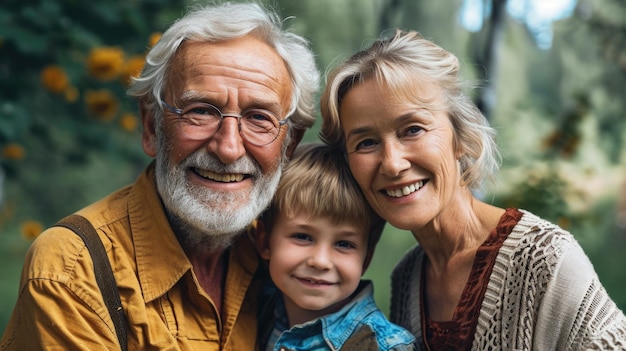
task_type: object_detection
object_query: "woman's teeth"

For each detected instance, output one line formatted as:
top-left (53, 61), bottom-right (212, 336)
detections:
top-left (385, 180), bottom-right (424, 198)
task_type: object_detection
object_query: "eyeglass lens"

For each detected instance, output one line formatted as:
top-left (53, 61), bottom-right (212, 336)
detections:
top-left (171, 102), bottom-right (284, 146)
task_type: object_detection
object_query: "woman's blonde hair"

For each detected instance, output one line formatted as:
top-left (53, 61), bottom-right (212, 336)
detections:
top-left (320, 30), bottom-right (500, 190)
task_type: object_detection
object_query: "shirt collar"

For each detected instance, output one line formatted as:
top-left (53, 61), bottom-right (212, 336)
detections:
top-left (320, 281), bottom-right (377, 348)
top-left (128, 163), bottom-right (191, 302)
top-left (278, 280), bottom-right (377, 349)
top-left (127, 163), bottom-right (260, 303)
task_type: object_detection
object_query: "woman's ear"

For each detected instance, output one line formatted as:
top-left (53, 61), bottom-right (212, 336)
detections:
top-left (255, 219), bottom-right (271, 260)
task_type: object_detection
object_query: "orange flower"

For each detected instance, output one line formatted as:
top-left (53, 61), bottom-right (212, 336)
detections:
top-left (148, 32), bottom-right (162, 47)
top-left (119, 112), bottom-right (139, 132)
top-left (41, 65), bottom-right (69, 93)
top-left (121, 55), bottom-right (145, 87)
top-left (85, 89), bottom-right (119, 121)
top-left (64, 85), bottom-right (79, 103)
top-left (21, 220), bottom-right (44, 240)
top-left (2, 143), bottom-right (25, 160)
top-left (86, 46), bottom-right (125, 81)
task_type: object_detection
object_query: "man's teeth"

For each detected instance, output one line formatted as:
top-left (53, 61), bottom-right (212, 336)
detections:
top-left (385, 180), bottom-right (424, 198)
top-left (195, 169), bottom-right (243, 182)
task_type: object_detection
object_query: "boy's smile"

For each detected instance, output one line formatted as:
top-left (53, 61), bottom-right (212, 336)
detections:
top-left (260, 211), bottom-right (369, 326)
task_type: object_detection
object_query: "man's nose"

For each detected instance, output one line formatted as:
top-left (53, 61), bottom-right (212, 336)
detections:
top-left (206, 116), bottom-right (246, 164)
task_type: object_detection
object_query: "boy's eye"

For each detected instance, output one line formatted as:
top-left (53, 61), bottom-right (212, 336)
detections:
top-left (335, 240), bottom-right (355, 249)
top-left (291, 233), bottom-right (312, 242)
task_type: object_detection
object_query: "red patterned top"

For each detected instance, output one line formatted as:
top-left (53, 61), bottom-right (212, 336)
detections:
top-left (422, 208), bottom-right (524, 350)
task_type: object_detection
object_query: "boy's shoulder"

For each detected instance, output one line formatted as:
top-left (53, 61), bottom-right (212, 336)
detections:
top-left (351, 306), bottom-right (416, 350)
top-left (333, 280), bottom-right (416, 349)
top-left (342, 324), bottom-right (416, 351)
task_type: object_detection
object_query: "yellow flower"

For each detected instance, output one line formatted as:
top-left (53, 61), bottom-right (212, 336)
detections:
top-left (2, 143), bottom-right (25, 160)
top-left (21, 220), bottom-right (44, 240)
top-left (41, 65), bottom-right (69, 93)
top-left (148, 32), bottom-right (162, 47)
top-left (121, 55), bottom-right (145, 87)
top-left (86, 46), bottom-right (125, 81)
top-left (85, 89), bottom-right (119, 121)
top-left (119, 112), bottom-right (139, 132)
top-left (64, 85), bottom-right (79, 103)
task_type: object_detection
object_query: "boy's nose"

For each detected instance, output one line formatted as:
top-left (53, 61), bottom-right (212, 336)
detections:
top-left (306, 246), bottom-right (333, 270)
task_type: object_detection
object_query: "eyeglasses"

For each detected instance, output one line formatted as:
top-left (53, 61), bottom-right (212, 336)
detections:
top-left (161, 100), bottom-right (289, 146)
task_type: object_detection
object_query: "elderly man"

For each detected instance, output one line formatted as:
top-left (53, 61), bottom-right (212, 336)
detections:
top-left (1, 3), bottom-right (319, 350)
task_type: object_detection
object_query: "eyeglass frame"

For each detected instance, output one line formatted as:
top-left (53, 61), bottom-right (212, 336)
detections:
top-left (160, 100), bottom-right (291, 146)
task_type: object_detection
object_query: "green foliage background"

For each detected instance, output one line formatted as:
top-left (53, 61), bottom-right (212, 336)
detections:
top-left (1, 0), bottom-right (625, 332)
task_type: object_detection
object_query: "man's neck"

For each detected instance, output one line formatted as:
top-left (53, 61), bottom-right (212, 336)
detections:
top-left (188, 248), bottom-right (229, 313)
top-left (165, 210), bottom-right (238, 314)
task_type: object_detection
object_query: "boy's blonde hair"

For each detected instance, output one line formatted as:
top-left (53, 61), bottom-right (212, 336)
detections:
top-left (262, 142), bottom-right (385, 263)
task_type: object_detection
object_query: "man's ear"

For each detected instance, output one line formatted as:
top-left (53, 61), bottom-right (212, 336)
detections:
top-left (255, 219), bottom-right (271, 260)
top-left (285, 128), bottom-right (305, 158)
top-left (140, 101), bottom-right (157, 158)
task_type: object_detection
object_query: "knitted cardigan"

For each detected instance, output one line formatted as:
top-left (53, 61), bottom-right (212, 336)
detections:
top-left (390, 210), bottom-right (626, 350)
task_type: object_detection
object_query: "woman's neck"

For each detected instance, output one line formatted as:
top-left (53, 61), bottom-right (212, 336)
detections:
top-left (412, 198), bottom-right (504, 273)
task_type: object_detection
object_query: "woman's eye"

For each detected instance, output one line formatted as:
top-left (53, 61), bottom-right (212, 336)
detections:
top-left (404, 125), bottom-right (423, 136)
top-left (354, 138), bottom-right (378, 151)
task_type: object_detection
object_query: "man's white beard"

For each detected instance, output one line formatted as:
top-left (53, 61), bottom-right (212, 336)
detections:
top-left (155, 136), bottom-right (284, 253)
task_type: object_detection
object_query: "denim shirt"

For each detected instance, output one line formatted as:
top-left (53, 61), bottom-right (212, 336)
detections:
top-left (265, 280), bottom-right (415, 351)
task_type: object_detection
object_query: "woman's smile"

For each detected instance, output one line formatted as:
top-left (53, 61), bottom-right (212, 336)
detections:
top-left (383, 179), bottom-right (426, 198)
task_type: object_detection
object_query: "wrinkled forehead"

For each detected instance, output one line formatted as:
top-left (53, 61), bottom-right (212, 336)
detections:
top-left (166, 36), bottom-right (293, 108)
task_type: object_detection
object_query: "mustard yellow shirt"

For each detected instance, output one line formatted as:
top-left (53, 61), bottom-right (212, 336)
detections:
top-left (1, 163), bottom-right (261, 350)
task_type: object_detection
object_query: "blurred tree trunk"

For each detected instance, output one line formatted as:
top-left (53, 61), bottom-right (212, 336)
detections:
top-left (379, 0), bottom-right (403, 32)
top-left (379, 0), bottom-right (507, 122)
top-left (472, 0), bottom-right (508, 121)
top-left (0, 168), bottom-right (4, 208)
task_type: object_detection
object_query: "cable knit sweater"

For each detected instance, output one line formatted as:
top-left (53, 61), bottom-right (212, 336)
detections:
top-left (390, 209), bottom-right (626, 350)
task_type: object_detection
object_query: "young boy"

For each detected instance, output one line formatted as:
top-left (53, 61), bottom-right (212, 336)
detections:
top-left (255, 142), bottom-right (416, 351)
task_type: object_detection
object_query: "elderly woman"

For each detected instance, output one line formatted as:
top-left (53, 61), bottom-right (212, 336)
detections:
top-left (320, 29), bottom-right (626, 350)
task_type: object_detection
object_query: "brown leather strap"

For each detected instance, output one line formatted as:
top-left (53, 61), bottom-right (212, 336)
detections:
top-left (54, 214), bottom-right (128, 351)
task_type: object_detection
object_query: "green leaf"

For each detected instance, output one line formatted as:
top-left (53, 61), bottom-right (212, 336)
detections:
top-left (0, 103), bottom-right (31, 140)
top-left (4, 27), bottom-right (48, 54)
